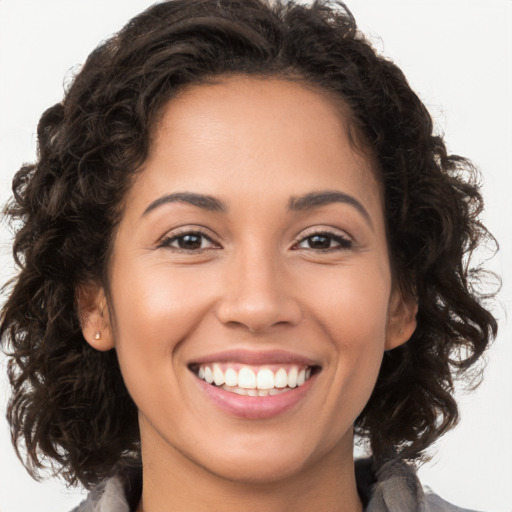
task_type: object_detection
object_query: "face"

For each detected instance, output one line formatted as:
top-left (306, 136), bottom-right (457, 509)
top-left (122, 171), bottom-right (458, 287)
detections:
top-left (82, 77), bottom-right (415, 485)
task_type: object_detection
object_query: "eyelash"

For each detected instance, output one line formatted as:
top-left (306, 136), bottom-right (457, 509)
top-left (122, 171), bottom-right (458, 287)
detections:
top-left (157, 230), bottom-right (219, 252)
top-left (292, 230), bottom-right (353, 252)
top-left (158, 229), bottom-right (353, 253)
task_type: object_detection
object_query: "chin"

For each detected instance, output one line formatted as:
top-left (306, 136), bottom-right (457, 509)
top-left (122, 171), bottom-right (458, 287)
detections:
top-left (181, 425), bottom-right (348, 486)
top-left (200, 451), bottom-right (314, 486)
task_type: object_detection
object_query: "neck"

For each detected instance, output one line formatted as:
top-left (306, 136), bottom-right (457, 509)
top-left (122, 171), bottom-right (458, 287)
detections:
top-left (136, 432), bottom-right (362, 512)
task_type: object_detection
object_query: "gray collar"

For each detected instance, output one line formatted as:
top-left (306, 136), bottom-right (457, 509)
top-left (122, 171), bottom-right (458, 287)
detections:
top-left (72, 457), bottom-right (478, 512)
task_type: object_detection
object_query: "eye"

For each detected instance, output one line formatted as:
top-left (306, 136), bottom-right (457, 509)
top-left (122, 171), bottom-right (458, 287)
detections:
top-left (158, 231), bottom-right (219, 251)
top-left (293, 231), bottom-right (353, 251)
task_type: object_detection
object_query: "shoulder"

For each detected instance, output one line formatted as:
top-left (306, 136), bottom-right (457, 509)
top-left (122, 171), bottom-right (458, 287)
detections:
top-left (356, 457), bottom-right (483, 512)
top-left (424, 490), bottom-right (484, 512)
top-left (70, 468), bottom-right (141, 512)
top-left (72, 458), bottom-right (482, 512)
top-left (71, 476), bottom-right (128, 512)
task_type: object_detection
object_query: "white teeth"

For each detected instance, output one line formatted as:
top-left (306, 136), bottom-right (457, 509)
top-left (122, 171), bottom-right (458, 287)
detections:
top-left (274, 368), bottom-right (288, 388)
top-left (212, 363), bottom-right (225, 386)
top-left (231, 386), bottom-right (245, 396)
top-left (224, 367), bottom-right (238, 387)
top-left (220, 385), bottom-right (292, 397)
top-left (238, 367), bottom-right (257, 389)
top-left (288, 367), bottom-right (298, 388)
top-left (297, 368), bottom-right (306, 387)
top-left (196, 363), bottom-right (315, 394)
top-left (256, 368), bottom-right (274, 390)
top-left (204, 366), bottom-right (214, 384)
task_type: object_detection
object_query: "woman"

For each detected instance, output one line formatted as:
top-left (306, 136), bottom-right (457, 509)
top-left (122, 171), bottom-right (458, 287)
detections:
top-left (0, 1), bottom-right (500, 511)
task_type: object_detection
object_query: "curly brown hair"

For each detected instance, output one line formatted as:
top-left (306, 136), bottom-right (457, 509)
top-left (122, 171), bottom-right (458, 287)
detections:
top-left (1, 0), bottom-right (498, 488)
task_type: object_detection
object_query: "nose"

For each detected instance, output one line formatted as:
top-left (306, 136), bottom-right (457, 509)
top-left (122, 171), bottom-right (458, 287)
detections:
top-left (215, 246), bottom-right (303, 334)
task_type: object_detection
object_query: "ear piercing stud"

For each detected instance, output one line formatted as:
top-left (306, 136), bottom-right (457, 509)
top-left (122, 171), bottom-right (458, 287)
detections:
top-left (94, 331), bottom-right (101, 340)
top-left (399, 328), bottom-right (404, 336)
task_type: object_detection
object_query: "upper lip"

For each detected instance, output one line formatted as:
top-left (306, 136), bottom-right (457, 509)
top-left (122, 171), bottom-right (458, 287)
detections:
top-left (188, 349), bottom-right (321, 367)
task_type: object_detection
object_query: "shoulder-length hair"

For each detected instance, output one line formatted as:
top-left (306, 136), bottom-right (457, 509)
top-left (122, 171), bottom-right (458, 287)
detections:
top-left (1, 0), bottom-right (497, 487)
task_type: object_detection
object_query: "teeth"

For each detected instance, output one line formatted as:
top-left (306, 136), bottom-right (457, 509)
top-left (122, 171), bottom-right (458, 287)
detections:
top-left (213, 364), bottom-right (225, 386)
top-left (288, 367), bottom-right (298, 388)
top-left (226, 386), bottom-right (246, 396)
top-left (256, 368), bottom-right (274, 390)
top-left (274, 368), bottom-right (287, 388)
top-left (238, 367), bottom-right (256, 389)
top-left (204, 366), bottom-right (214, 384)
top-left (195, 363), bottom-right (315, 393)
top-left (224, 367), bottom-right (238, 387)
top-left (220, 385), bottom-right (293, 397)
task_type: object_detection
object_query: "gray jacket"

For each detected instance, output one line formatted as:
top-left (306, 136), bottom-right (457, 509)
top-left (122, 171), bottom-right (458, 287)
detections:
top-left (72, 457), bottom-right (479, 512)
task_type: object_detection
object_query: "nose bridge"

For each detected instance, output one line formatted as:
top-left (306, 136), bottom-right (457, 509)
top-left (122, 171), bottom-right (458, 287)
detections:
top-left (215, 239), bottom-right (301, 332)
top-left (238, 242), bottom-right (279, 300)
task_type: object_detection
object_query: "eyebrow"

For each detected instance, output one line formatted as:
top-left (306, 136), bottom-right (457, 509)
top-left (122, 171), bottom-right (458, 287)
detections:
top-left (142, 189), bottom-right (372, 227)
top-left (288, 190), bottom-right (373, 227)
top-left (143, 192), bottom-right (226, 216)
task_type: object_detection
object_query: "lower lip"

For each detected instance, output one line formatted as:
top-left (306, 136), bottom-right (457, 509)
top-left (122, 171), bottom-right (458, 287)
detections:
top-left (195, 374), bottom-right (317, 420)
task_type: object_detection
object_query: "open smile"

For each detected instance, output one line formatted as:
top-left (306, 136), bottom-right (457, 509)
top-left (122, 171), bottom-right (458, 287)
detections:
top-left (188, 353), bottom-right (322, 419)
top-left (190, 362), bottom-right (318, 396)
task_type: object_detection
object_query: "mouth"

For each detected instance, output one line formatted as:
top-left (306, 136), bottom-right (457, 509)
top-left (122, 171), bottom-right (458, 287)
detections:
top-left (188, 362), bottom-right (321, 397)
top-left (188, 350), bottom-right (322, 419)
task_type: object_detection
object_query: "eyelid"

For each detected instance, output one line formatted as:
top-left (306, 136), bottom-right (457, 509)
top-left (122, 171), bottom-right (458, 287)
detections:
top-left (291, 226), bottom-right (354, 250)
top-left (294, 225), bottom-right (353, 241)
top-left (156, 225), bottom-right (221, 250)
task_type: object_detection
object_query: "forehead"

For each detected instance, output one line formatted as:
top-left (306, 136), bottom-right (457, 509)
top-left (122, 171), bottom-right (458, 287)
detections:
top-left (154, 77), bottom-right (357, 147)
top-left (156, 76), bottom-right (350, 133)
top-left (130, 76), bottom-right (382, 219)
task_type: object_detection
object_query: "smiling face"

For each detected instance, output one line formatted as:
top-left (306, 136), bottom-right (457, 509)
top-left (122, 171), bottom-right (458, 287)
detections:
top-left (81, 77), bottom-right (416, 493)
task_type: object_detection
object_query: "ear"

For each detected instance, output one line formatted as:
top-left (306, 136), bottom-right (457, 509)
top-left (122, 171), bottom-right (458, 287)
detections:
top-left (76, 282), bottom-right (114, 351)
top-left (385, 286), bottom-right (418, 350)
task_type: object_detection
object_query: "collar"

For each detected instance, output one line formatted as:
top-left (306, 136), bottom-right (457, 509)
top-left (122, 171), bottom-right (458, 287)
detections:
top-left (72, 457), bottom-right (473, 512)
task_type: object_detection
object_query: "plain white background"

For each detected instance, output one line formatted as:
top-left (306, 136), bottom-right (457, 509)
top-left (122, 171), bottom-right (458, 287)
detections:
top-left (0, 1), bottom-right (511, 511)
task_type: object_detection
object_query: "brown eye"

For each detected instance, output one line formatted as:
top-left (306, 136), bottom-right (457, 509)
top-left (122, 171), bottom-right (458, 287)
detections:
top-left (295, 232), bottom-right (353, 251)
top-left (159, 232), bottom-right (218, 251)
top-left (306, 234), bottom-right (332, 249)
top-left (176, 234), bottom-right (204, 250)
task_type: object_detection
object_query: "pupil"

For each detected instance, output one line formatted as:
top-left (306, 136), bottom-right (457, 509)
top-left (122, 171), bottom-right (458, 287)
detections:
top-left (309, 235), bottom-right (330, 249)
top-left (179, 234), bottom-right (201, 249)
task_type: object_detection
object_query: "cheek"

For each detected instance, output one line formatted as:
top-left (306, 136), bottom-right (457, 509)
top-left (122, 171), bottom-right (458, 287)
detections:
top-left (303, 261), bottom-right (391, 345)
top-left (111, 260), bottom-right (214, 343)
top-left (301, 264), bottom-right (390, 415)
top-left (108, 261), bottom-right (216, 403)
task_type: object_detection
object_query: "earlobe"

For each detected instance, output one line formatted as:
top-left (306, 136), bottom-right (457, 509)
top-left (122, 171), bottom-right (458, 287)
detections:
top-left (385, 288), bottom-right (418, 351)
top-left (76, 282), bottom-right (114, 351)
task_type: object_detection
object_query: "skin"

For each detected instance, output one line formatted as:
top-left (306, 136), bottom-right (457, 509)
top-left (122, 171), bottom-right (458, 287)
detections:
top-left (80, 76), bottom-right (417, 512)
